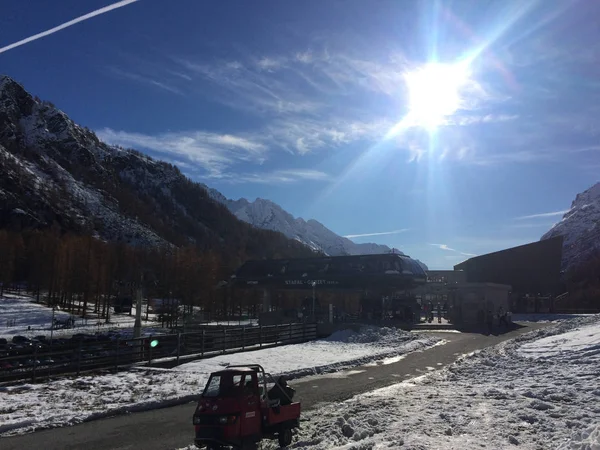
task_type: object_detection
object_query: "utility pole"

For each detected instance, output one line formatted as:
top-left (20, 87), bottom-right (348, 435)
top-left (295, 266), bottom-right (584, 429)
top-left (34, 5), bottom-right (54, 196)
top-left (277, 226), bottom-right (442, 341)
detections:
top-left (311, 281), bottom-right (316, 320)
top-left (133, 274), bottom-right (143, 340)
top-left (50, 304), bottom-right (59, 347)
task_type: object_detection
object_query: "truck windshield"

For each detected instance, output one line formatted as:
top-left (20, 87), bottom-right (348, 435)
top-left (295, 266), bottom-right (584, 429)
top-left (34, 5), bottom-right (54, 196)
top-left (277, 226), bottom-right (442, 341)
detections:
top-left (203, 374), bottom-right (244, 397)
top-left (203, 375), bottom-right (222, 397)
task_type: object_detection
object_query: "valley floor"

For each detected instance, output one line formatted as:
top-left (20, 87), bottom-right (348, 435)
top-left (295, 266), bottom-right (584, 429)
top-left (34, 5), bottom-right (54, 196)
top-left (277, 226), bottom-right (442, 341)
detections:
top-left (0, 325), bottom-right (440, 436)
top-left (246, 315), bottom-right (600, 449)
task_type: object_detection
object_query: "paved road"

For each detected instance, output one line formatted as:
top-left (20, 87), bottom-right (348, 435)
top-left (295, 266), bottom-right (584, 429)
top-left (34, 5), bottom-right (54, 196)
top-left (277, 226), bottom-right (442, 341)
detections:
top-left (1, 323), bottom-right (548, 450)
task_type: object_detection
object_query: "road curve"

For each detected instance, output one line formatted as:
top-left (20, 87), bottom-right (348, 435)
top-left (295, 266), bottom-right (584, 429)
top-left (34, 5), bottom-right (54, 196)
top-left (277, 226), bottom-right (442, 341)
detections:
top-left (0, 323), bottom-right (548, 450)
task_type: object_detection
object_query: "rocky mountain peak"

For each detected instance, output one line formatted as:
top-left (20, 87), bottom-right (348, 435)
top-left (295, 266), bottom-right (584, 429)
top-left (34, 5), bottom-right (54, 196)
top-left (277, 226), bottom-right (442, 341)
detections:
top-left (541, 181), bottom-right (600, 269)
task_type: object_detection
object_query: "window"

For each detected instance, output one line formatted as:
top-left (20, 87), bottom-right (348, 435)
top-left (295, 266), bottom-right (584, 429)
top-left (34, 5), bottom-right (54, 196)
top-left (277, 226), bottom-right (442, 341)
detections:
top-left (400, 257), bottom-right (426, 276)
top-left (203, 375), bottom-right (221, 397)
top-left (203, 373), bottom-right (245, 398)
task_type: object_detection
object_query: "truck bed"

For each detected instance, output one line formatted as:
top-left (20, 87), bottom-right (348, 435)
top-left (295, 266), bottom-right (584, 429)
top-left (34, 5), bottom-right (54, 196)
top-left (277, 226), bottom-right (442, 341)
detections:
top-left (265, 401), bottom-right (301, 426)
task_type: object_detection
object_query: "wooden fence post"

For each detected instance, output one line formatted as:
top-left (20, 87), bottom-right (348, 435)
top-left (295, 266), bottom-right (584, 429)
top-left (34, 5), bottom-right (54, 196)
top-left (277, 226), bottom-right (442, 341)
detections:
top-left (148, 335), bottom-right (153, 366)
top-left (32, 344), bottom-right (38, 382)
top-left (115, 337), bottom-right (120, 371)
top-left (76, 339), bottom-right (82, 376)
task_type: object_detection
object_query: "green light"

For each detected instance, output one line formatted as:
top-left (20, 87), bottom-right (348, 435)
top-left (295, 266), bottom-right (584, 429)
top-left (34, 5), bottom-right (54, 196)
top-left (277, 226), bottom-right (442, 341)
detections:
top-left (150, 339), bottom-right (159, 348)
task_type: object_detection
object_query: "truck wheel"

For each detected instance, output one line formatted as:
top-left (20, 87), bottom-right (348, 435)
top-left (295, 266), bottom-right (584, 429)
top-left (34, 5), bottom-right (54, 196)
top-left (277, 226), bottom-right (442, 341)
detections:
top-left (278, 427), bottom-right (293, 447)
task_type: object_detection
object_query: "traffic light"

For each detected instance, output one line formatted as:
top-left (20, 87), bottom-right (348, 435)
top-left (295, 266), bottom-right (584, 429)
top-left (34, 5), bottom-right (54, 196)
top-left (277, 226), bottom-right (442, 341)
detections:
top-left (150, 339), bottom-right (159, 348)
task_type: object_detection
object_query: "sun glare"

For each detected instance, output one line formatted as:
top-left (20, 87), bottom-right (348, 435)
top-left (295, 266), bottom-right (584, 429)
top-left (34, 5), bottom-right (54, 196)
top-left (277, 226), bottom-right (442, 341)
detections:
top-left (404, 62), bottom-right (470, 129)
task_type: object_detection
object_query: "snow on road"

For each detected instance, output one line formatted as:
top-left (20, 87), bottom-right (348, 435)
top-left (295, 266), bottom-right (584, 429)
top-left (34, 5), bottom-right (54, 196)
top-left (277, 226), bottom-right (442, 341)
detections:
top-left (0, 326), bottom-right (440, 436)
top-left (249, 314), bottom-right (600, 450)
top-left (178, 326), bottom-right (444, 379)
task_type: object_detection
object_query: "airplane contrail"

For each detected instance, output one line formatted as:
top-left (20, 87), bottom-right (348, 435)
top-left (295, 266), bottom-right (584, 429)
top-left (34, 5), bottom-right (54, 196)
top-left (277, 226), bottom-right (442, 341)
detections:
top-left (344, 229), bottom-right (409, 239)
top-left (0, 0), bottom-right (140, 55)
top-left (514, 210), bottom-right (569, 221)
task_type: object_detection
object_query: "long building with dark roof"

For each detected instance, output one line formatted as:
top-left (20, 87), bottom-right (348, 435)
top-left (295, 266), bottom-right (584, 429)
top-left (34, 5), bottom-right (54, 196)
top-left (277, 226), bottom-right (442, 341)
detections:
top-left (453, 235), bottom-right (564, 295)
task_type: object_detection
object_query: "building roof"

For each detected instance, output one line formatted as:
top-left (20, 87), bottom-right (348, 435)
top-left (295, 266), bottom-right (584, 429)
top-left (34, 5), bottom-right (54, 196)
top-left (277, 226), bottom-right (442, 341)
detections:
top-left (452, 236), bottom-right (563, 294)
top-left (232, 253), bottom-right (427, 290)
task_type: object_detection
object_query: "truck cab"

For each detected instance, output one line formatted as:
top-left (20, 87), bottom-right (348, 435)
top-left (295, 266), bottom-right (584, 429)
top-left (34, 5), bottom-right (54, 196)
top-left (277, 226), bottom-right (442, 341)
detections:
top-left (193, 365), bottom-right (300, 449)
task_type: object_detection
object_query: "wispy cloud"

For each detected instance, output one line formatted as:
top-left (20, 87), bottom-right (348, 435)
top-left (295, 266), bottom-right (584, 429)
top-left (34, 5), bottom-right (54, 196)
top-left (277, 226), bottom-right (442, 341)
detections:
top-left (256, 57), bottom-right (285, 71)
top-left (514, 210), bottom-right (569, 220)
top-left (108, 26), bottom-right (599, 169)
top-left (572, 145), bottom-right (600, 153)
top-left (108, 68), bottom-right (183, 95)
top-left (97, 127), bottom-right (331, 183)
top-left (449, 114), bottom-right (519, 126)
top-left (429, 243), bottom-right (456, 252)
top-left (265, 116), bottom-right (392, 155)
top-left (226, 169), bottom-right (329, 184)
top-left (97, 128), bottom-right (267, 178)
top-left (0, 0), bottom-right (138, 55)
top-left (171, 47), bottom-right (415, 117)
top-left (175, 57), bottom-right (322, 115)
top-left (344, 229), bottom-right (410, 239)
top-left (113, 37), bottom-right (548, 167)
top-left (507, 221), bottom-right (559, 229)
top-left (429, 243), bottom-right (476, 257)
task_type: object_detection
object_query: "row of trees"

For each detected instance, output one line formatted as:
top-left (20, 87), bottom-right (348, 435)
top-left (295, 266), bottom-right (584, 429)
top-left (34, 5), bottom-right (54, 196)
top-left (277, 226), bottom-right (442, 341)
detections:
top-left (0, 228), bottom-right (241, 321)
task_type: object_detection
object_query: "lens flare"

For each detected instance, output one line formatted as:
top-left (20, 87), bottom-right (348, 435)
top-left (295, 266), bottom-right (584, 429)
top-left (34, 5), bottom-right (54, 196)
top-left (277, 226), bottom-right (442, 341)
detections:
top-left (404, 62), bottom-right (471, 129)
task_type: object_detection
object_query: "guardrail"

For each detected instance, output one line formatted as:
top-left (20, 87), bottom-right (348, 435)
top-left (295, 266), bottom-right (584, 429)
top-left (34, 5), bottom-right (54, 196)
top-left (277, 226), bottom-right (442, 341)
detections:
top-left (0, 322), bottom-right (317, 383)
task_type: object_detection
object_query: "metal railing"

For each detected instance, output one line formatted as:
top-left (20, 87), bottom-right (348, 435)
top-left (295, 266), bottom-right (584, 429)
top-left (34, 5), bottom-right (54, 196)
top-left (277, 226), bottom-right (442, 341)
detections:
top-left (0, 322), bottom-right (317, 383)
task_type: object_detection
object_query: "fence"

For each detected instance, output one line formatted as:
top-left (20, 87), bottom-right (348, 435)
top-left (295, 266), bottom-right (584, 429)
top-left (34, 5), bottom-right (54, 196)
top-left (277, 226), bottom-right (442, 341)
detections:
top-left (0, 322), bottom-right (317, 383)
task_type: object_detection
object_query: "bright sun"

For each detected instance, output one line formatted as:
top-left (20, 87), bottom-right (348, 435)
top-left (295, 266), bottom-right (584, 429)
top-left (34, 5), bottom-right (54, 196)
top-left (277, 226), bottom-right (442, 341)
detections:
top-left (404, 62), bottom-right (470, 129)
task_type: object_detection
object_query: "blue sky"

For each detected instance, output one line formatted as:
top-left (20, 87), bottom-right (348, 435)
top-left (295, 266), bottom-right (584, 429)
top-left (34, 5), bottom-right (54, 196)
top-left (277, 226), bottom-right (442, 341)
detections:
top-left (1, 0), bottom-right (599, 269)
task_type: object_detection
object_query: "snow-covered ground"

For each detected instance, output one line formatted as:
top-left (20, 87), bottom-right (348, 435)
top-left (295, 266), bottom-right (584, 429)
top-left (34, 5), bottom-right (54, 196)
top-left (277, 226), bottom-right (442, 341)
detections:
top-left (243, 314), bottom-right (599, 450)
top-left (0, 294), bottom-right (162, 339)
top-left (511, 313), bottom-right (594, 323)
top-left (196, 319), bottom-right (259, 327)
top-left (0, 326), bottom-right (440, 436)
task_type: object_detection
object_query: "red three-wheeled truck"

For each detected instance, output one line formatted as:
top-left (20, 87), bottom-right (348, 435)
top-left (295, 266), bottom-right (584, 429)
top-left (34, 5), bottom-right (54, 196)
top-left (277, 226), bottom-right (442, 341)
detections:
top-left (193, 364), bottom-right (301, 449)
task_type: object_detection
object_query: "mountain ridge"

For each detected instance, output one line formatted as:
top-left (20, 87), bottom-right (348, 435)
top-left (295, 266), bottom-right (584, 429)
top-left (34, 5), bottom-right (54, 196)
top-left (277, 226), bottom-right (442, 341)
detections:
top-left (0, 73), bottom-right (427, 270)
top-left (203, 184), bottom-right (428, 269)
top-left (0, 74), bottom-right (318, 264)
top-left (541, 181), bottom-right (600, 269)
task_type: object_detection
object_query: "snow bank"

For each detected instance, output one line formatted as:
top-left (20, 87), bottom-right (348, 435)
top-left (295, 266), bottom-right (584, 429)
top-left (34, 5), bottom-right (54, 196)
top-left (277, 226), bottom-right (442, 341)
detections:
top-left (178, 326), bottom-right (442, 381)
top-left (0, 295), bottom-right (72, 338)
top-left (257, 314), bottom-right (600, 450)
top-left (0, 295), bottom-right (161, 339)
top-left (0, 326), bottom-right (440, 436)
top-left (511, 313), bottom-right (593, 323)
top-left (519, 320), bottom-right (600, 361)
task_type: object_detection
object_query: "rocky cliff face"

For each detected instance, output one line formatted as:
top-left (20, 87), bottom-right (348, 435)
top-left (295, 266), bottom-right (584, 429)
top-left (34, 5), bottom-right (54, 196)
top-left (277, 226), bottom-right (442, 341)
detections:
top-left (0, 75), bottom-right (317, 260)
top-left (204, 185), bottom-right (428, 269)
top-left (541, 182), bottom-right (600, 269)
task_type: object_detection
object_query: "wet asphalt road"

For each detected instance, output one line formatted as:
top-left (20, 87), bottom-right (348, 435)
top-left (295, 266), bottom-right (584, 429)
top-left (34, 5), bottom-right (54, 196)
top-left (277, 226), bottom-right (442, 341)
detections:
top-left (0, 323), bottom-right (548, 450)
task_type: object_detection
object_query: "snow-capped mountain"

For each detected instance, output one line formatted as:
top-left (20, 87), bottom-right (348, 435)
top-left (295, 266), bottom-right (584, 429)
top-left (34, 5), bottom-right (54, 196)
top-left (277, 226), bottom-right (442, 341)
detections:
top-left (0, 73), bottom-right (426, 268)
top-left (541, 181), bottom-right (600, 269)
top-left (0, 74), bottom-right (316, 261)
top-left (204, 185), bottom-right (429, 269)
